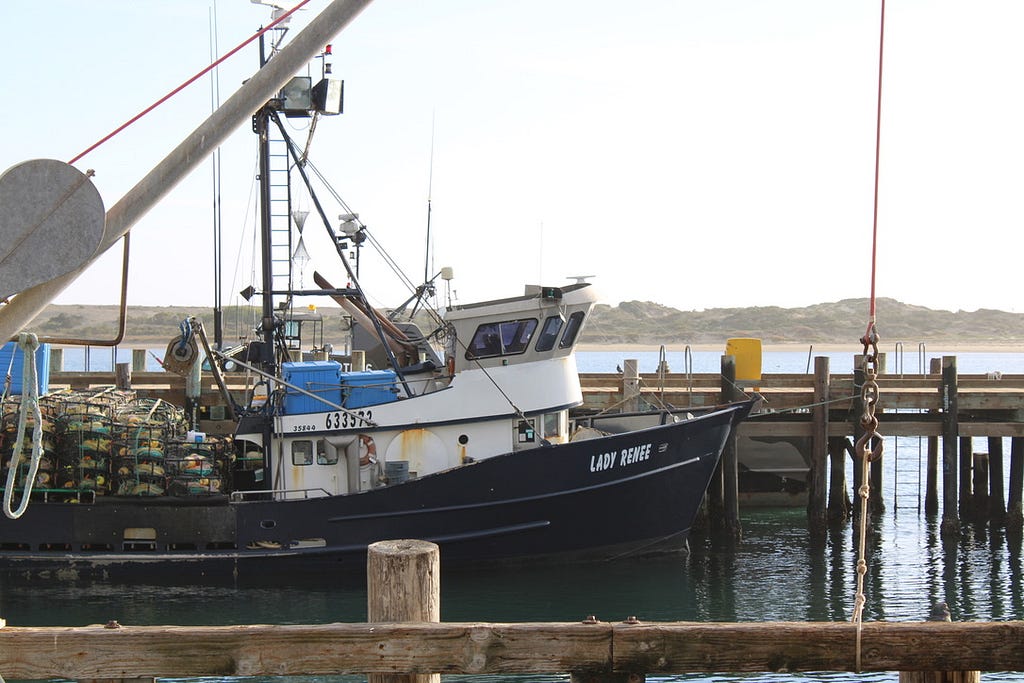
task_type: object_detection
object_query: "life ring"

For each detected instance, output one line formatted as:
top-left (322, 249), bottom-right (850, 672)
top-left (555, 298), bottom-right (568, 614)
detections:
top-left (358, 434), bottom-right (376, 466)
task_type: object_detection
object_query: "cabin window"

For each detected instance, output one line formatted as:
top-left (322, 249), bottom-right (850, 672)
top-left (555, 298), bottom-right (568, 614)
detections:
top-left (535, 316), bottom-right (563, 352)
top-left (543, 412), bottom-right (561, 438)
top-left (291, 440), bottom-right (314, 466)
top-left (516, 419), bottom-right (536, 444)
top-left (558, 311), bottom-right (586, 349)
top-left (283, 320), bottom-right (301, 349)
top-left (466, 319), bottom-right (539, 359)
top-left (317, 440), bottom-right (339, 465)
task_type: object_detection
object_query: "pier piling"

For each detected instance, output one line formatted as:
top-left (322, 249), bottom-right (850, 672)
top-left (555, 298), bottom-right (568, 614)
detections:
top-left (959, 436), bottom-right (973, 521)
top-left (988, 436), bottom-right (1006, 525)
top-left (719, 354), bottom-right (741, 540)
top-left (808, 356), bottom-right (829, 534)
top-left (941, 356), bottom-right (960, 537)
top-left (622, 359), bottom-right (640, 413)
top-left (971, 453), bottom-right (989, 523)
top-left (926, 358), bottom-right (942, 515)
top-left (1009, 437), bottom-right (1024, 533)
top-left (367, 539), bottom-right (441, 683)
top-left (827, 437), bottom-right (851, 523)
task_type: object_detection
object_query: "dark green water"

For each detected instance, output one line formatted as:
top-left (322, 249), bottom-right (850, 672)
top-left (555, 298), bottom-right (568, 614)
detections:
top-left (1, 504), bottom-right (1021, 683)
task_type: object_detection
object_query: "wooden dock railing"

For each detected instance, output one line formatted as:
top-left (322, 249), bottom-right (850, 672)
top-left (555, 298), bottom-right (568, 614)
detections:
top-left (0, 541), bottom-right (1017, 682)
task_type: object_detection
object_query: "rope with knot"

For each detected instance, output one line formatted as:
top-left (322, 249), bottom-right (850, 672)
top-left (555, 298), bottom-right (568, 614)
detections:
top-left (2, 333), bottom-right (45, 520)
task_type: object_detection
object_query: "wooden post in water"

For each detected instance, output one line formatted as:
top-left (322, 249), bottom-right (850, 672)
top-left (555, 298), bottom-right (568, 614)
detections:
top-left (971, 453), bottom-right (989, 523)
top-left (132, 348), bottom-right (147, 372)
top-left (807, 356), bottom-right (829, 534)
top-left (1009, 436), bottom-right (1024, 533)
top-left (622, 359), bottom-right (640, 413)
top-left (925, 357), bottom-right (942, 515)
top-left (940, 356), bottom-right (960, 537)
top-left (959, 436), bottom-right (973, 521)
top-left (719, 355), bottom-right (740, 539)
top-left (367, 539), bottom-right (441, 683)
top-left (827, 437), bottom-right (850, 523)
top-left (704, 360), bottom-right (728, 531)
top-left (988, 436), bottom-right (1006, 525)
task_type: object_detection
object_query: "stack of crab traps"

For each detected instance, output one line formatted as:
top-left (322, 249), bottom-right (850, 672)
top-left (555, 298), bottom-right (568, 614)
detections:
top-left (1, 389), bottom-right (232, 502)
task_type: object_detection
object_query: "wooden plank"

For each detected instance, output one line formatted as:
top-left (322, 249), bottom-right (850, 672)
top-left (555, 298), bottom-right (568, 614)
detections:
top-left (612, 621), bottom-right (1024, 673)
top-left (0, 623), bottom-right (612, 678)
top-left (1, 621), bottom-right (1023, 677)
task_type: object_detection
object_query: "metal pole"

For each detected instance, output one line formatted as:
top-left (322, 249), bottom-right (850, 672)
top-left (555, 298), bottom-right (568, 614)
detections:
top-left (0, 0), bottom-right (373, 342)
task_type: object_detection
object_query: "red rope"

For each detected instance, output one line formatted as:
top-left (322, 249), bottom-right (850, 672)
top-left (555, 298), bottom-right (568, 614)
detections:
top-left (68, 0), bottom-right (315, 166)
top-left (864, 0), bottom-right (886, 344)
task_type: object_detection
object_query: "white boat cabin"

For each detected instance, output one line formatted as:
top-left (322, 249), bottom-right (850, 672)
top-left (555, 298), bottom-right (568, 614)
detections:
top-left (236, 283), bottom-right (598, 500)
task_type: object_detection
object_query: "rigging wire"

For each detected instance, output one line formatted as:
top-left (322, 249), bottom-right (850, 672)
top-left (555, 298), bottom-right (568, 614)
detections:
top-left (68, 0), bottom-right (314, 165)
top-left (300, 158), bottom-right (425, 298)
top-left (852, 0), bottom-right (887, 673)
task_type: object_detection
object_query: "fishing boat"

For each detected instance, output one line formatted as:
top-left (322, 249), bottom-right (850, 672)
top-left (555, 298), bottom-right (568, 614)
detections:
top-left (0, 1), bottom-right (751, 580)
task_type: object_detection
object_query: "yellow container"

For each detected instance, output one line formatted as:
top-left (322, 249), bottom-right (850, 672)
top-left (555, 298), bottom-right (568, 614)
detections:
top-left (726, 338), bottom-right (762, 381)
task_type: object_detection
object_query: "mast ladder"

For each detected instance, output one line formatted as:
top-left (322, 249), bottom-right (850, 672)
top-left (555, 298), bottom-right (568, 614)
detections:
top-left (267, 132), bottom-right (294, 312)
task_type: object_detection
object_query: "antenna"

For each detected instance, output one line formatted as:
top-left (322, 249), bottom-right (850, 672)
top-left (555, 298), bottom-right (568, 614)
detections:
top-left (424, 112), bottom-right (436, 287)
top-left (250, 0), bottom-right (301, 24)
top-left (210, 1), bottom-right (224, 348)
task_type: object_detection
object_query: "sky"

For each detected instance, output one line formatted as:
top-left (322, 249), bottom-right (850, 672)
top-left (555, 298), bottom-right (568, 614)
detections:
top-left (2, 0), bottom-right (1022, 320)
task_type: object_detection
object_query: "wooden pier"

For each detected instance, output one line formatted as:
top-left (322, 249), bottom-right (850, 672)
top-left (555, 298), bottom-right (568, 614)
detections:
top-left (578, 354), bottom-right (1024, 535)
top-left (0, 540), bottom-right (1016, 681)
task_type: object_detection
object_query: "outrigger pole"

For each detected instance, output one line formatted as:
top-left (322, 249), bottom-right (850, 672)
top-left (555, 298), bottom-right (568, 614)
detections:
top-left (0, 0), bottom-right (374, 343)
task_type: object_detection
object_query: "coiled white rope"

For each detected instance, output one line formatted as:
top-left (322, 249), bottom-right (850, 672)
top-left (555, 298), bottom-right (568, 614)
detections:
top-left (3, 333), bottom-right (44, 519)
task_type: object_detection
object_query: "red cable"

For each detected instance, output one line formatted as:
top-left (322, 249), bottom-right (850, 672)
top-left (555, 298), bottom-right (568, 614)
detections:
top-left (865, 0), bottom-right (885, 341)
top-left (68, 0), bottom-right (314, 166)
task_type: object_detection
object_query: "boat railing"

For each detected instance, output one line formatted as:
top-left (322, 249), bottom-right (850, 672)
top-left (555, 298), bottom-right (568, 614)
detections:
top-left (230, 487), bottom-right (331, 502)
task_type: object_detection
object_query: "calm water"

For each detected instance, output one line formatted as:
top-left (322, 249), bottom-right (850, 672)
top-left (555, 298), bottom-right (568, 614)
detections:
top-left (4, 347), bottom-right (1021, 681)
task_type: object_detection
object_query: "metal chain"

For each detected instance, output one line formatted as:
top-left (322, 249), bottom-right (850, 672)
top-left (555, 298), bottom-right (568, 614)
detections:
top-left (852, 320), bottom-right (883, 671)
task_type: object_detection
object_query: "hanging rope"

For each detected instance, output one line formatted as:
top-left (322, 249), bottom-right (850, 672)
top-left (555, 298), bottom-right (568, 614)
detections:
top-left (851, 0), bottom-right (887, 672)
top-left (2, 334), bottom-right (45, 520)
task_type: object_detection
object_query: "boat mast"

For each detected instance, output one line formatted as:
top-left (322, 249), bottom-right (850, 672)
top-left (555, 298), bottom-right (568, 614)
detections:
top-left (256, 33), bottom-right (278, 376)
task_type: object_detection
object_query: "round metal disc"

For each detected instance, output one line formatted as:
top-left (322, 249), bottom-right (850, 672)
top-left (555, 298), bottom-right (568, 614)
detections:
top-left (0, 159), bottom-right (105, 299)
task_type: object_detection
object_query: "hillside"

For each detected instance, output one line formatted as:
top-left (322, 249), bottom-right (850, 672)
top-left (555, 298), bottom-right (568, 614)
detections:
top-left (22, 298), bottom-right (1024, 348)
top-left (583, 298), bottom-right (1024, 346)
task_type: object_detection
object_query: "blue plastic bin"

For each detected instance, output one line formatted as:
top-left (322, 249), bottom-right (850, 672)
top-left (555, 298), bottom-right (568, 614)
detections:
top-left (341, 369), bottom-right (399, 408)
top-left (0, 341), bottom-right (51, 395)
top-left (282, 360), bottom-right (342, 414)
